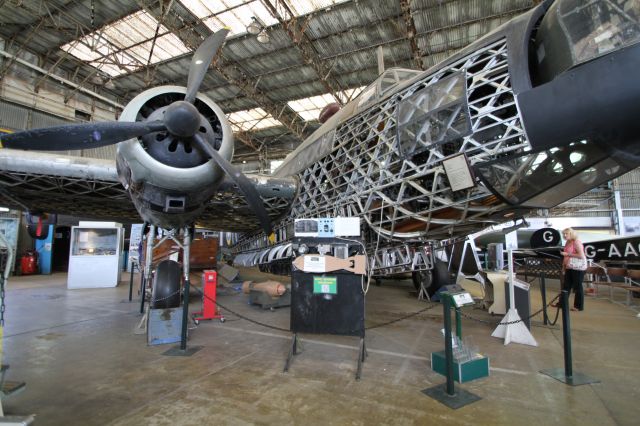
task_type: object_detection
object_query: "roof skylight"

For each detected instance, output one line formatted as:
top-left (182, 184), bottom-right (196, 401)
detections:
top-left (288, 93), bottom-right (338, 121)
top-left (180, 0), bottom-right (277, 36)
top-left (288, 87), bottom-right (365, 121)
top-left (286, 0), bottom-right (351, 16)
top-left (227, 108), bottom-right (283, 132)
top-left (61, 11), bottom-right (190, 77)
top-left (179, 0), bottom-right (350, 36)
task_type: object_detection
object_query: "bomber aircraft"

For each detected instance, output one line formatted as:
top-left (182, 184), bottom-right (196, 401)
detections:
top-left (0, 0), bottom-right (639, 330)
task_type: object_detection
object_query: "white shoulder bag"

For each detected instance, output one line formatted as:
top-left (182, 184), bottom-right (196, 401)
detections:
top-left (567, 241), bottom-right (587, 271)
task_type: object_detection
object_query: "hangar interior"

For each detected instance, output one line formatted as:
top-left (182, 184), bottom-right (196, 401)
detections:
top-left (0, 0), bottom-right (639, 424)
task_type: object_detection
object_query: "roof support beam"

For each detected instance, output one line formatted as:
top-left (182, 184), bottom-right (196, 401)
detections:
top-left (204, 8), bottom-right (529, 104)
top-left (399, 0), bottom-right (423, 70)
top-left (0, 1), bottom-right (131, 103)
top-left (0, 19), bottom-right (45, 79)
top-left (260, 0), bottom-right (346, 104)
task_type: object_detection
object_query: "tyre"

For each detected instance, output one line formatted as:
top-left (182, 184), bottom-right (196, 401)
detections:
top-left (412, 261), bottom-right (450, 298)
top-left (151, 259), bottom-right (182, 309)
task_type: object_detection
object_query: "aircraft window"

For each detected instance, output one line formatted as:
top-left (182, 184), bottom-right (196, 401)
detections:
top-left (357, 85), bottom-right (377, 107)
top-left (532, 0), bottom-right (640, 85)
top-left (581, 167), bottom-right (598, 185)
top-left (561, 0), bottom-right (640, 64)
top-left (525, 152), bottom-right (548, 175)
top-left (396, 72), bottom-right (471, 157)
top-left (569, 151), bottom-right (585, 165)
top-left (357, 68), bottom-right (423, 108)
top-left (476, 140), bottom-right (618, 208)
top-left (552, 161), bottom-right (564, 174)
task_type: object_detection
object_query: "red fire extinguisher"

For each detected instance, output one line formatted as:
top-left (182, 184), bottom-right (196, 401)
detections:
top-left (20, 250), bottom-right (39, 275)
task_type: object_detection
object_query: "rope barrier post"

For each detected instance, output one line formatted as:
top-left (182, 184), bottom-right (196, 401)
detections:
top-left (443, 295), bottom-right (455, 396)
top-left (138, 273), bottom-right (146, 314)
top-left (422, 293), bottom-right (481, 409)
top-left (540, 290), bottom-right (599, 386)
top-left (560, 290), bottom-right (572, 377)
top-left (539, 272), bottom-right (548, 325)
top-left (128, 261), bottom-right (135, 302)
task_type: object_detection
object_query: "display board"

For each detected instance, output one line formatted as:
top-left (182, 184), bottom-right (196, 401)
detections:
top-left (290, 270), bottom-right (365, 336)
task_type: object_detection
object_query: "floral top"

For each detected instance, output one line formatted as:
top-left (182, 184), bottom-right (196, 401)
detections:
top-left (563, 239), bottom-right (585, 269)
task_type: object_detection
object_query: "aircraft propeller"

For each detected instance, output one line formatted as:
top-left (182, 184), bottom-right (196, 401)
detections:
top-left (0, 28), bottom-right (275, 238)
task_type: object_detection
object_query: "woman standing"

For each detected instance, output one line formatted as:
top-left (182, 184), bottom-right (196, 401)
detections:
top-left (560, 227), bottom-right (587, 311)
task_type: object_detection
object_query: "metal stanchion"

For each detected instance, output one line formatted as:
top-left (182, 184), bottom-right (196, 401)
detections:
top-left (443, 295), bottom-right (455, 396)
top-left (539, 272), bottom-right (548, 325)
top-left (540, 290), bottom-right (598, 386)
top-left (138, 273), bottom-right (146, 314)
top-left (128, 261), bottom-right (136, 302)
top-left (422, 294), bottom-right (480, 409)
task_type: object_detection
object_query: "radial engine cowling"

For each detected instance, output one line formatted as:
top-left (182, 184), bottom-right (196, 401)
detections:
top-left (116, 86), bottom-right (233, 229)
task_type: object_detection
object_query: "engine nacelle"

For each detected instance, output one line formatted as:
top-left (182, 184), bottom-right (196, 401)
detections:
top-left (116, 86), bottom-right (233, 229)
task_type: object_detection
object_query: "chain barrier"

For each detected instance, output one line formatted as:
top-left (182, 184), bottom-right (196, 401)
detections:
top-left (193, 287), bottom-right (441, 333)
top-left (193, 287), bottom-right (290, 332)
top-left (188, 285), bottom-right (562, 332)
top-left (546, 299), bottom-right (562, 326)
top-left (458, 293), bottom-right (561, 326)
top-left (365, 302), bottom-right (440, 330)
top-left (149, 288), bottom-right (181, 304)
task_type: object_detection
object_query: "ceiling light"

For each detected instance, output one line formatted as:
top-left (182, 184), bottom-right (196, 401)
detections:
top-left (256, 29), bottom-right (270, 44)
top-left (247, 17), bottom-right (262, 35)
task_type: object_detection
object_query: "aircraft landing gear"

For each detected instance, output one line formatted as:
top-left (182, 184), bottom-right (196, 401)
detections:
top-left (412, 261), bottom-right (450, 299)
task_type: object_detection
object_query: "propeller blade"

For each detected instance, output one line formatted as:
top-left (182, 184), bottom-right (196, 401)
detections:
top-left (0, 120), bottom-right (166, 151)
top-left (184, 28), bottom-right (230, 104)
top-left (192, 134), bottom-right (274, 239)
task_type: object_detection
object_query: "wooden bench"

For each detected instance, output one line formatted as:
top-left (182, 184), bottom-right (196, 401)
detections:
top-left (586, 266), bottom-right (640, 307)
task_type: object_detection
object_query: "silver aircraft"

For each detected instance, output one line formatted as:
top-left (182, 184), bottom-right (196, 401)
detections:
top-left (1, 0), bottom-right (639, 298)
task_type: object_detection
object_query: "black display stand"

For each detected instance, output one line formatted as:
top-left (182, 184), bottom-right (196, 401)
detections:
top-left (284, 238), bottom-right (367, 379)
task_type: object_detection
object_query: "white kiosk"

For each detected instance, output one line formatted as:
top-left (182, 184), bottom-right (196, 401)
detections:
top-left (67, 221), bottom-right (124, 289)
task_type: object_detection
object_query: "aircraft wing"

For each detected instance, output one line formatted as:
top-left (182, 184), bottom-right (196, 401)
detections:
top-left (0, 149), bottom-right (296, 231)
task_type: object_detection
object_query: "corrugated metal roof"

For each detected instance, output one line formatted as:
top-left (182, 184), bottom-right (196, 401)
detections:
top-left (0, 0), bottom-right (536, 160)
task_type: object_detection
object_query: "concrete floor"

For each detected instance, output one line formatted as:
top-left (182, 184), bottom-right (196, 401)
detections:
top-left (1, 267), bottom-right (639, 425)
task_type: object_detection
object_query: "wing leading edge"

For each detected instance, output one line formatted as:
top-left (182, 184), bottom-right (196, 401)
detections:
top-left (0, 149), bottom-right (296, 231)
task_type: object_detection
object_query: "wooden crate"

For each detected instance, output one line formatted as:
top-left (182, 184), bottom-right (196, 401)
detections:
top-left (144, 234), bottom-right (218, 270)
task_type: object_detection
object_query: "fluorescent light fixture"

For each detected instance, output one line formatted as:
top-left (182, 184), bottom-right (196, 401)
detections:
top-left (0, 207), bottom-right (9, 212)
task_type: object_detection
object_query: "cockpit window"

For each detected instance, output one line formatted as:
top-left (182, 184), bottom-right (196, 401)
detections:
top-left (560, 0), bottom-right (640, 64)
top-left (532, 0), bottom-right (640, 85)
top-left (357, 68), bottom-right (423, 107)
top-left (476, 140), bottom-right (632, 208)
